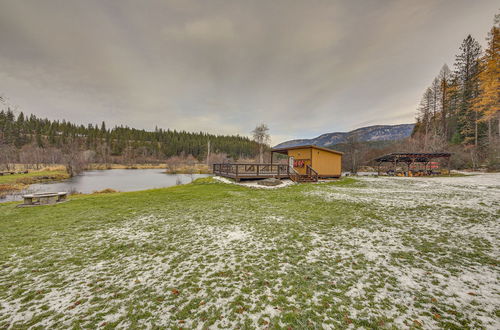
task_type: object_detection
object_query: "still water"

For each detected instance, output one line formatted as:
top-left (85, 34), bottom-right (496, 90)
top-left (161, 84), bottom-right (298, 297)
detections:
top-left (1, 169), bottom-right (210, 202)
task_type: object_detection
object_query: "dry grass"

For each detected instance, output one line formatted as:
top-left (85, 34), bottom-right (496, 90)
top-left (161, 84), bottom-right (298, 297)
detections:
top-left (0, 184), bottom-right (22, 199)
top-left (93, 188), bottom-right (119, 194)
top-left (14, 174), bottom-right (68, 185)
top-left (165, 164), bottom-right (210, 174)
top-left (86, 163), bottom-right (167, 170)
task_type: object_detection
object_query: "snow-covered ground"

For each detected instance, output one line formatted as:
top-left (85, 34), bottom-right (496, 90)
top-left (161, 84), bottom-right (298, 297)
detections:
top-left (0, 173), bottom-right (498, 329)
top-left (213, 176), bottom-right (296, 189)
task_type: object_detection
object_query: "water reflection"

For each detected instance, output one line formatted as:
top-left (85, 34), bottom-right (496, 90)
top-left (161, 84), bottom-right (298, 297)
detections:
top-left (1, 169), bottom-right (210, 202)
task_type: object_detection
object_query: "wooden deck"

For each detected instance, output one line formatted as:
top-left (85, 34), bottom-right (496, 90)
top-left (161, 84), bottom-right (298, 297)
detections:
top-left (212, 163), bottom-right (319, 182)
top-left (213, 163), bottom-right (290, 181)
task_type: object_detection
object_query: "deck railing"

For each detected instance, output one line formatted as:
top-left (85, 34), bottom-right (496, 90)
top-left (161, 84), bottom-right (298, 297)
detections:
top-left (288, 167), bottom-right (300, 182)
top-left (212, 163), bottom-right (290, 180)
top-left (306, 165), bottom-right (319, 182)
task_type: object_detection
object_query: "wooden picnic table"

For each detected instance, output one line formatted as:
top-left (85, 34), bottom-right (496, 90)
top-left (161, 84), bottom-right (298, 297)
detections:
top-left (22, 192), bottom-right (68, 206)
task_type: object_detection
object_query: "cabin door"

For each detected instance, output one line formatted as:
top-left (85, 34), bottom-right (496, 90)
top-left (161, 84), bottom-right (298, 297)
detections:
top-left (288, 156), bottom-right (294, 169)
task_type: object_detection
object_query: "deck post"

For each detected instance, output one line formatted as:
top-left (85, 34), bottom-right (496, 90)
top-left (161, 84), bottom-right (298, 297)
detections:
top-left (277, 164), bottom-right (280, 178)
top-left (256, 165), bottom-right (259, 176)
top-left (235, 164), bottom-right (239, 180)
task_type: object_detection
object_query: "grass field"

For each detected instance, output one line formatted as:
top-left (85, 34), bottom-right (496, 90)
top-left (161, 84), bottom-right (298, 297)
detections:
top-left (0, 174), bottom-right (498, 329)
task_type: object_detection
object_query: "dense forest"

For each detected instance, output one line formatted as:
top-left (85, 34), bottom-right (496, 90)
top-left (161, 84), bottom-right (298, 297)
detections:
top-left (0, 105), bottom-right (261, 172)
top-left (412, 14), bottom-right (499, 169)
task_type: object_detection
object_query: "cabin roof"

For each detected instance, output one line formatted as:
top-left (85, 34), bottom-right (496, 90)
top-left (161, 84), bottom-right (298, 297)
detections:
top-left (271, 145), bottom-right (343, 155)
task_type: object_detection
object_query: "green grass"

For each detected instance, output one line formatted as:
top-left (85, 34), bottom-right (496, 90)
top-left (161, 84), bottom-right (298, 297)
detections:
top-left (0, 176), bottom-right (498, 329)
top-left (0, 170), bottom-right (68, 184)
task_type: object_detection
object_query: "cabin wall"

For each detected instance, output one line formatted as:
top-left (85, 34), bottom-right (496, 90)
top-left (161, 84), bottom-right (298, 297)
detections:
top-left (287, 148), bottom-right (311, 175)
top-left (311, 148), bottom-right (342, 177)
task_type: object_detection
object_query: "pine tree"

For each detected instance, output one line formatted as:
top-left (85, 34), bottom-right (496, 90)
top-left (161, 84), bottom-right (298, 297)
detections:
top-left (454, 35), bottom-right (482, 146)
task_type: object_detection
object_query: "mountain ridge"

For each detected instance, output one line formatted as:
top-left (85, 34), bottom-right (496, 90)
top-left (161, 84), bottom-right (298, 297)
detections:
top-left (274, 124), bottom-right (415, 148)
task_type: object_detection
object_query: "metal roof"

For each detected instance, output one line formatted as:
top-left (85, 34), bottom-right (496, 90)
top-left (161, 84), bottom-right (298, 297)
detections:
top-left (374, 152), bottom-right (451, 163)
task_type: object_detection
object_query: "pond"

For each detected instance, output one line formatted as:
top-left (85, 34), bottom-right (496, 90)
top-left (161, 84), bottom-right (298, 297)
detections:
top-left (1, 169), bottom-right (211, 202)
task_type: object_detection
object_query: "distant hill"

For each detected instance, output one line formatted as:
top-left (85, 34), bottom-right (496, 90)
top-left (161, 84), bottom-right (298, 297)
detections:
top-left (274, 124), bottom-right (415, 148)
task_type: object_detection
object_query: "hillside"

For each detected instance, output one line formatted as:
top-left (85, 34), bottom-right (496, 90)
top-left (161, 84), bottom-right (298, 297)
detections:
top-left (0, 110), bottom-right (260, 165)
top-left (274, 124), bottom-right (415, 148)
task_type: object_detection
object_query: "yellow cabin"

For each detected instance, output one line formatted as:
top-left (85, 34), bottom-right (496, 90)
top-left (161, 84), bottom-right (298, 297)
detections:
top-left (271, 145), bottom-right (343, 179)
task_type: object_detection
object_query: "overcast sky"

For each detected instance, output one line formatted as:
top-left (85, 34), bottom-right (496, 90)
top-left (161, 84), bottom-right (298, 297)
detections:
top-left (0, 0), bottom-right (498, 144)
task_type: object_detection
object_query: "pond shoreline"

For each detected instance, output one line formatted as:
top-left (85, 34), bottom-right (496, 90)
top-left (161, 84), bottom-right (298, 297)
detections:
top-left (0, 170), bottom-right (70, 200)
top-left (0, 169), bottom-right (211, 203)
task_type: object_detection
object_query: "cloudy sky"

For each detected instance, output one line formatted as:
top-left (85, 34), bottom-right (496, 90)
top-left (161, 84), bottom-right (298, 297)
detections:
top-left (0, 0), bottom-right (498, 144)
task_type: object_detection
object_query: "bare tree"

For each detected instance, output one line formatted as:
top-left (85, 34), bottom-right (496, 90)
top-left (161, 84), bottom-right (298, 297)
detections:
top-left (344, 134), bottom-right (363, 174)
top-left (252, 124), bottom-right (270, 163)
top-left (206, 140), bottom-right (211, 166)
top-left (165, 155), bottom-right (182, 173)
top-left (0, 145), bottom-right (17, 171)
top-left (63, 138), bottom-right (89, 177)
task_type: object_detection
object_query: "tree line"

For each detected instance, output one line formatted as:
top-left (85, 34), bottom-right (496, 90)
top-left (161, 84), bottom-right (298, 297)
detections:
top-left (413, 14), bottom-right (499, 169)
top-left (0, 106), bottom-right (261, 172)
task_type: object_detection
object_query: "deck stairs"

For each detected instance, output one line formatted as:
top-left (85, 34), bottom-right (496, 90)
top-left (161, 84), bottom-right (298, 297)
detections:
top-left (289, 166), bottom-right (319, 183)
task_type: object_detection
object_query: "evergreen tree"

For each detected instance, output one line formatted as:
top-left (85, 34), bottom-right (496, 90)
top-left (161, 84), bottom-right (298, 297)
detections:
top-left (454, 35), bottom-right (482, 145)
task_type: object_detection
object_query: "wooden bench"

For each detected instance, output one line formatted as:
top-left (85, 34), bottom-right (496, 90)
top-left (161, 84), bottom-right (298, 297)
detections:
top-left (21, 192), bottom-right (68, 206)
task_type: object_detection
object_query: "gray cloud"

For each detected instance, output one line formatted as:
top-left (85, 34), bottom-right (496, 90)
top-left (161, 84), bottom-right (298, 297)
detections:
top-left (0, 0), bottom-right (498, 144)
